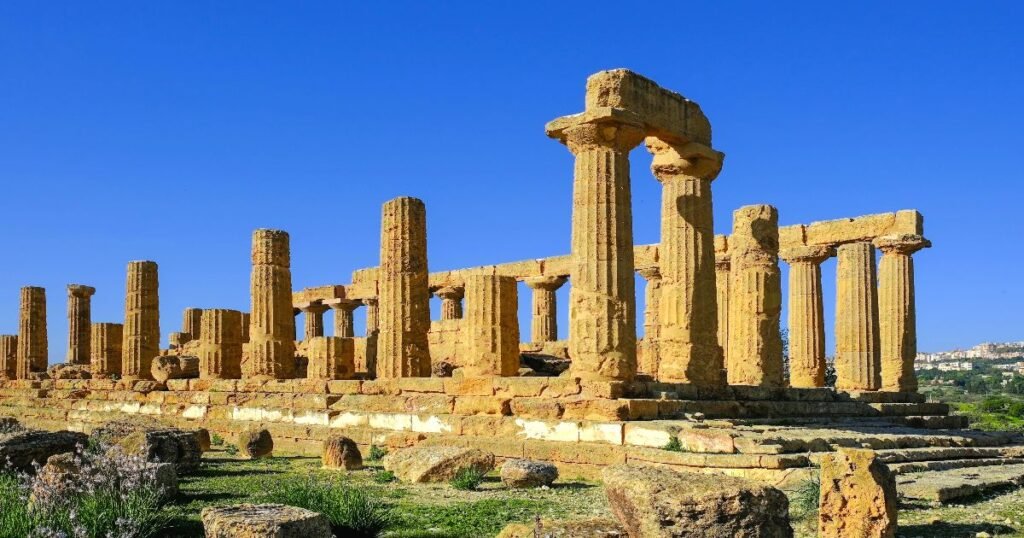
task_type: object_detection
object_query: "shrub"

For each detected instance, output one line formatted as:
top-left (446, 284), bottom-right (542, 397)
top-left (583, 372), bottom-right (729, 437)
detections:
top-left (367, 445), bottom-right (388, 462)
top-left (450, 467), bottom-right (485, 491)
top-left (1009, 401), bottom-right (1024, 419)
top-left (373, 470), bottom-right (396, 484)
top-left (224, 444), bottom-right (239, 456)
top-left (979, 395), bottom-right (1011, 413)
top-left (663, 436), bottom-right (683, 452)
top-left (790, 476), bottom-right (820, 518)
top-left (211, 433), bottom-right (225, 446)
top-left (261, 475), bottom-right (394, 538)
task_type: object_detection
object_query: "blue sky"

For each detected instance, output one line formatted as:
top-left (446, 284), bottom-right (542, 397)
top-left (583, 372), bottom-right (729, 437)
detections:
top-left (0, 2), bottom-right (1021, 364)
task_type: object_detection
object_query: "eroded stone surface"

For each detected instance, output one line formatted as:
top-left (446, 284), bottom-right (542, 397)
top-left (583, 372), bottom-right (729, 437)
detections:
top-left (819, 448), bottom-right (896, 538)
top-left (201, 504), bottom-right (331, 538)
top-left (500, 459), bottom-right (558, 488)
top-left (384, 446), bottom-right (495, 483)
top-left (497, 518), bottom-right (625, 538)
top-left (321, 435), bottom-right (362, 470)
top-left (0, 430), bottom-right (87, 473)
top-left (240, 428), bottom-right (274, 459)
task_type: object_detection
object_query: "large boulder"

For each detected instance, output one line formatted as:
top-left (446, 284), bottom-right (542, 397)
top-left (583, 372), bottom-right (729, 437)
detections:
top-left (497, 518), bottom-right (625, 538)
top-left (117, 428), bottom-right (202, 474)
top-left (384, 446), bottom-right (494, 483)
top-left (150, 355), bottom-right (199, 384)
top-left (239, 429), bottom-right (274, 459)
top-left (321, 435), bottom-right (362, 470)
top-left (201, 504), bottom-right (331, 538)
top-left (500, 459), bottom-right (558, 488)
top-left (819, 448), bottom-right (897, 538)
top-left (602, 464), bottom-right (792, 538)
top-left (0, 430), bottom-right (87, 473)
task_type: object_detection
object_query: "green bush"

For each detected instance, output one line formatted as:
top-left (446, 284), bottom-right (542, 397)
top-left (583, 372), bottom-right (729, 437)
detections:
top-left (1009, 401), bottom-right (1024, 419)
top-left (449, 467), bottom-right (485, 491)
top-left (373, 470), bottom-right (397, 484)
top-left (262, 475), bottom-right (394, 538)
top-left (789, 476), bottom-right (821, 518)
top-left (211, 433), bottom-right (225, 446)
top-left (367, 445), bottom-right (388, 461)
top-left (663, 436), bottom-right (683, 452)
top-left (224, 444), bottom-right (239, 456)
top-left (979, 395), bottom-right (1011, 413)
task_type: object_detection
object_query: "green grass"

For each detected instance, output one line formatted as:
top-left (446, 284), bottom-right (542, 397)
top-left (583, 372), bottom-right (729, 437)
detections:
top-left (374, 470), bottom-right (397, 484)
top-left (0, 473), bottom-right (32, 538)
top-left (449, 467), bottom-right (485, 491)
top-left (368, 445), bottom-right (388, 461)
top-left (260, 474), bottom-right (394, 537)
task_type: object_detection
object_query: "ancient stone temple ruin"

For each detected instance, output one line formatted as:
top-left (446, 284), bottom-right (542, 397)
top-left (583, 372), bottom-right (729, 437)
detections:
top-left (1, 70), bottom-right (1017, 492)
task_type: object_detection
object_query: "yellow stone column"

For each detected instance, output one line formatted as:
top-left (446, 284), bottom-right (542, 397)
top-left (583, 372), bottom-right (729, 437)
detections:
top-left (17, 286), bottom-right (47, 378)
top-left (434, 287), bottom-right (464, 321)
top-left (240, 313), bottom-right (251, 343)
top-left (307, 336), bottom-right (355, 380)
top-left (363, 298), bottom-right (379, 335)
top-left (646, 139), bottom-right (725, 385)
top-left (547, 113), bottom-right (645, 381)
top-left (298, 302), bottom-right (329, 341)
top-left (377, 197), bottom-right (431, 378)
top-left (182, 307), bottom-right (203, 343)
top-left (781, 245), bottom-right (833, 388)
top-left (248, 229), bottom-right (296, 379)
top-left (90, 322), bottom-right (123, 378)
top-left (199, 309), bottom-right (243, 379)
top-left (875, 234), bottom-right (930, 393)
top-left (523, 276), bottom-right (567, 343)
top-left (327, 299), bottom-right (360, 338)
top-left (66, 284), bottom-right (96, 365)
top-left (0, 335), bottom-right (17, 379)
top-left (464, 274), bottom-right (520, 377)
top-left (636, 267), bottom-right (661, 377)
top-left (727, 205), bottom-right (784, 387)
top-left (122, 261), bottom-right (159, 381)
top-left (835, 242), bottom-right (881, 391)
top-left (715, 247), bottom-right (731, 368)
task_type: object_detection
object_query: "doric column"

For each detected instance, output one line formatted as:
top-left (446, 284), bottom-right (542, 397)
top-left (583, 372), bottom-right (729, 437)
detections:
top-left (363, 298), bottom-right (379, 335)
top-left (636, 268), bottom-right (661, 376)
top-left (523, 276), bottom-right (567, 343)
top-left (377, 197), bottom-right (431, 378)
top-left (781, 245), bottom-right (833, 388)
top-left (182, 307), bottom-right (203, 343)
top-left (17, 286), bottom-right (47, 379)
top-left (715, 251), bottom-right (731, 367)
top-left (464, 274), bottom-right (520, 377)
top-left (434, 287), bottom-right (464, 321)
top-left (327, 299), bottom-right (360, 338)
top-left (66, 284), bottom-right (96, 365)
top-left (198, 309), bottom-right (243, 379)
top-left (875, 234), bottom-right (930, 393)
top-left (122, 261), bottom-right (159, 380)
top-left (727, 205), bottom-right (784, 387)
top-left (90, 323), bottom-right (123, 378)
top-left (307, 336), bottom-right (355, 380)
top-left (298, 302), bottom-right (329, 341)
top-left (0, 335), bottom-right (17, 379)
top-left (240, 313), bottom-right (251, 343)
top-left (646, 139), bottom-right (724, 385)
top-left (248, 229), bottom-right (295, 379)
top-left (547, 113), bottom-right (645, 381)
top-left (835, 242), bottom-right (881, 391)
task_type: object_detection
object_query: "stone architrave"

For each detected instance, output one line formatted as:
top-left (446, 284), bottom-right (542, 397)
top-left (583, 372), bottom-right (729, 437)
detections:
top-left (306, 336), bottom-right (355, 380)
top-left (299, 302), bottom-right (329, 341)
top-left (835, 242), bottom-right (881, 391)
top-left (434, 286), bottom-right (464, 321)
top-left (464, 274), bottom-right (520, 377)
top-left (781, 245), bottom-right (833, 388)
top-left (0, 335), bottom-right (17, 379)
top-left (327, 299), bottom-right (360, 338)
top-left (875, 234), bottom-right (930, 393)
top-left (181, 307), bottom-right (203, 343)
top-left (66, 284), bottom-right (96, 365)
top-left (715, 252), bottom-right (731, 367)
top-left (819, 448), bottom-right (897, 538)
top-left (377, 197), bottom-right (431, 378)
top-left (726, 205), bottom-right (784, 387)
top-left (523, 276), bottom-right (567, 343)
top-left (17, 286), bottom-right (47, 378)
top-left (90, 323), bottom-right (123, 378)
top-left (248, 229), bottom-right (295, 379)
top-left (122, 261), bottom-right (159, 380)
top-left (636, 267), bottom-right (661, 377)
top-left (199, 309), bottom-right (243, 379)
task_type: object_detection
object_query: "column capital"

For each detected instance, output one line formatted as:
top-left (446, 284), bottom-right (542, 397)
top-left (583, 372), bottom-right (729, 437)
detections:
top-left (361, 297), bottom-right (378, 308)
top-left (873, 234), bottom-right (931, 255)
top-left (433, 286), bottom-right (464, 301)
top-left (297, 301), bottom-right (330, 315)
top-left (645, 138), bottom-right (724, 182)
top-left (523, 275), bottom-right (568, 291)
top-left (636, 267), bottom-right (661, 282)
top-left (324, 298), bottom-right (360, 312)
top-left (780, 245), bottom-right (834, 265)
top-left (546, 109), bottom-right (646, 154)
top-left (67, 284), bottom-right (96, 298)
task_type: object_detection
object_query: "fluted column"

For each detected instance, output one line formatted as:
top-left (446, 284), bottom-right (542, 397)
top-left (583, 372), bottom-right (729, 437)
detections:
top-left (122, 261), bottom-right (159, 380)
top-left (363, 298), bottom-right (379, 335)
top-left (299, 302), bottom-right (329, 341)
top-left (66, 284), bottom-right (96, 365)
top-left (307, 336), bottom-right (355, 380)
top-left (781, 246), bottom-right (833, 388)
top-left (727, 206), bottom-right (784, 387)
top-left (327, 299), bottom-right (360, 338)
top-left (434, 287), bottom-right (464, 321)
top-left (875, 234), bottom-right (930, 393)
top-left (377, 197), bottom-right (431, 378)
top-left (182, 307), bottom-right (203, 343)
top-left (240, 313), bottom-right (251, 343)
top-left (248, 229), bottom-right (296, 379)
top-left (0, 335), bottom-right (17, 379)
top-left (464, 274), bottom-right (520, 377)
top-left (199, 309), bottom-right (243, 379)
top-left (835, 242), bottom-right (881, 391)
top-left (636, 268), bottom-right (661, 377)
top-left (17, 286), bottom-right (47, 379)
top-left (90, 323), bottom-right (123, 378)
top-left (715, 251), bottom-right (731, 367)
top-left (646, 139), bottom-right (724, 385)
top-left (548, 115), bottom-right (645, 381)
top-left (524, 276), bottom-right (567, 343)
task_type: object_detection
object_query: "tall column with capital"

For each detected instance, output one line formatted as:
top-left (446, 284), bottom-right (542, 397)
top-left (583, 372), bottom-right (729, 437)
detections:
top-left (327, 300), bottom-right (360, 338)
top-left (248, 229), bottom-right (295, 379)
top-left (122, 261), bottom-right (159, 380)
top-left (66, 284), bottom-right (96, 365)
top-left (434, 287), bottom-right (464, 321)
top-left (547, 112), bottom-right (645, 381)
top-left (835, 242), bottom-right (881, 391)
top-left (875, 234), bottom-right (930, 392)
top-left (646, 138), bottom-right (724, 385)
top-left (636, 268), bottom-right (661, 377)
top-left (17, 286), bottom-right (47, 378)
top-left (781, 246), bottom-right (833, 388)
top-left (523, 276), bottom-right (567, 343)
top-left (715, 251), bottom-right (731, 367)
top-left (727, 205), bottom-right (784, 387)
top-left (299, 302), bottom-right (329, 341)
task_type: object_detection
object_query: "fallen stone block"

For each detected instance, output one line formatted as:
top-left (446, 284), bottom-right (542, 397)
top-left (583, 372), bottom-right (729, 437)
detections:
top-left (151, 355), bottom-right (199, 384)
top-left (819, 448), bottom-right (897, 538)
top-left (116, 428), bottom-right (202, 474)
top-left (239, 428), bottom-right (274, 459)
top-left (0, 430), bottom-right (88, 473)
top-left (501, 459), bottom-right (559, 488)
top-left (384, 446), bottom-right (494, 483)
top-left (322, 435), bottom-right (362, 470)
top-left (497, 517), bottom-right (625, 537)
top-left (201, 504), bottom-right (331, 538)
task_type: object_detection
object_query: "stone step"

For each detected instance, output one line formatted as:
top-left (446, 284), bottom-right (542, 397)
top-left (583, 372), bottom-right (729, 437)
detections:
top-left (873, 446), bottom-right (1024, 464)
top-left (897, 463), bottom-right (1024, 503)
top-left (889, 457), bottom-right (1024, 475)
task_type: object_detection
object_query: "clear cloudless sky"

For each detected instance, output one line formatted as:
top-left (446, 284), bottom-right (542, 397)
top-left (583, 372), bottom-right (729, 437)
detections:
top-left (1, 1), bottom-right (1021, 365)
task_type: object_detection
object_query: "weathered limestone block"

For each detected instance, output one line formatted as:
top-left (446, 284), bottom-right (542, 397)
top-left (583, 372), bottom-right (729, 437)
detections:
top-left (819, 448), bottom-right (897, 538)
top-left (182, 307), bottom-right (204, 343)
top-left (500, 459), bottom-right (559, 488)
top-left (17, 286), bottom-right (47, 378)
top-left (384, 446), bottom-right (495, 483)
top-left (248, 229), bottom-right (296, 379)
top-left (151, 355), bottom-right (200, 384)
top-left (199, 309), bottom-right (244, 379)
top-left (117, 428), bottom-right (202, 474)
top-left (88, 417), bottom-right (167, 447)
top-left (727, 205), bottom-right (784, 387)
top-left (66, 284), bottom-right (96, 365)
top-left (524, 276), bottom-right (567, 343)
top-left (835, 242), bottom-right (881, 391)
top-left (636, 267), bottom-right (661, 377)
top-left (434, 286), bottom-right (464, 321)
top-left (0, 430), bottom-right (88, 473)
top-left (781, 245), bottom-right (833, 388)
top-left (875, 234), bottom-right (930, 393)
top-left (377, 197), bottom-right (431, 378)
top-left (239, 428), bottom-right (274, 459)
top-left (90, 322), bottom-right (123, 378)
top-left (464, 274), bottom-right (520, 377)
top-left (307, 336), bottom-right (355, 380)
top-left (327, 299), bottom-right (360, 338)
top-left (602, 464), bottom-right (792, 538)
top-left (201, 504), bottom-right (332, 538)
top-left (497, 518), bottom-right (625, 538)
top-left (0, 335), bottom-right (18, 379)
top-left (48, 363), bottom-right (91, 379)
top-left (646, 138), bottom-right (724, 386)
top-left (321, 435), bottom-right (362, 470)
top-left (195, 428), bottom-right (212, 452)
top-left (122, 261), bottom-right (160, 380)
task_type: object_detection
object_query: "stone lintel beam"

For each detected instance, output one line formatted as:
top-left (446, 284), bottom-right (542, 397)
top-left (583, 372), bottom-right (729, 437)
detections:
top-left (778, 210), bottom-right (924, 250)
